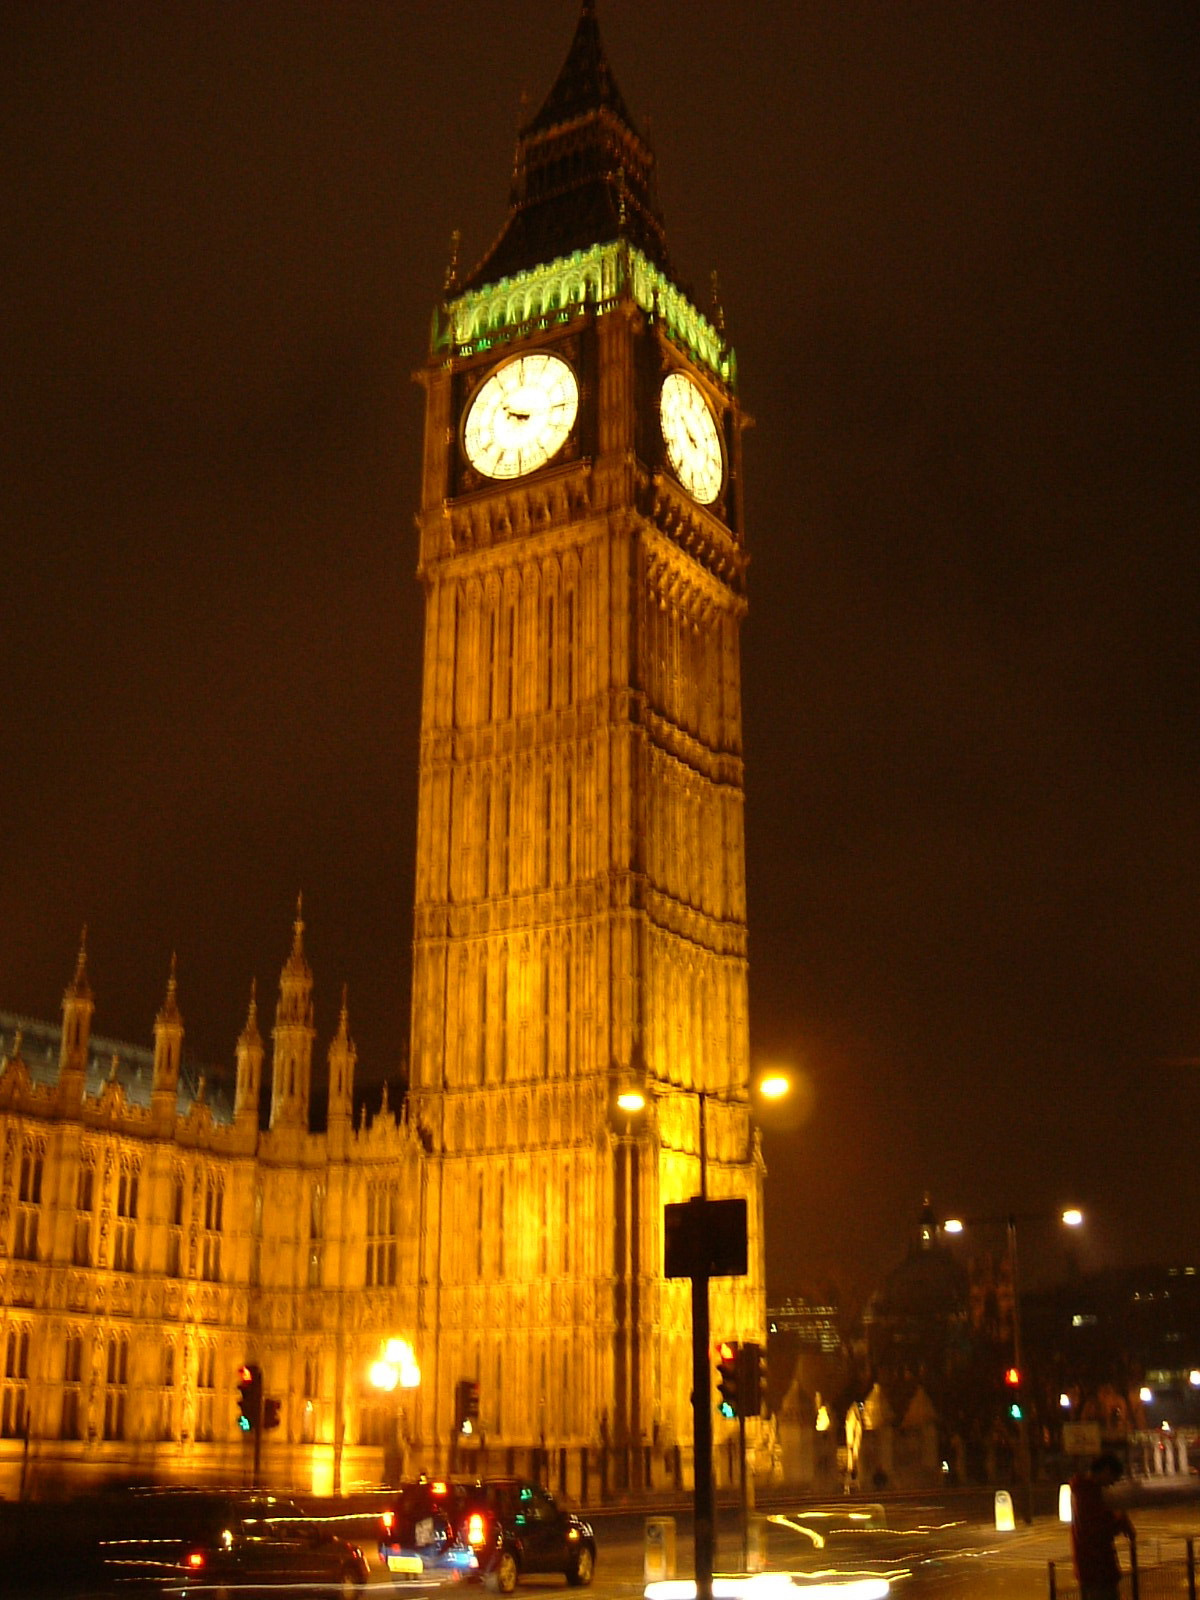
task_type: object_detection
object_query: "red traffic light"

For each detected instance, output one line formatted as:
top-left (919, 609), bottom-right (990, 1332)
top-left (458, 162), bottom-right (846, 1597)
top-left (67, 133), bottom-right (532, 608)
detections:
top-left (716, 1340), bottom-right (741, 1418)
top-left (1004, 1367), bottom-right (1021, 1387)
top-left (236, 1363), bottom-right (262, 1433)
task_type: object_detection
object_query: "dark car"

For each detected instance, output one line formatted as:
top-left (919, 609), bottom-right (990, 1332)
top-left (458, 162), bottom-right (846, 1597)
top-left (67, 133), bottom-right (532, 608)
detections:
top-left (459, 1479), bottom-right (595, 1593)
top-left (90, 1488), bottom-right (370, 1597)
top-left (377, 1478), bottom-right (477, 1585)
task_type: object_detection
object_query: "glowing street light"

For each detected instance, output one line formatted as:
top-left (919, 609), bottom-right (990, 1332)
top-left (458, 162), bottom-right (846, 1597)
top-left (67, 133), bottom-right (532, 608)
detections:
top-left (369, 1337), bottom-right (420, 1483)
top-left (756, 1071), bottom-right (791, 1103)
top-left (939, 1206), bottom-right (1086, 1525)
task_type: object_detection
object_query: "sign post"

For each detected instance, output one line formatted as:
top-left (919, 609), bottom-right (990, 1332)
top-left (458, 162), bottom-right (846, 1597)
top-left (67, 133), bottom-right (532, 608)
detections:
top-left (665, 1196), bottom-right (748, 1600)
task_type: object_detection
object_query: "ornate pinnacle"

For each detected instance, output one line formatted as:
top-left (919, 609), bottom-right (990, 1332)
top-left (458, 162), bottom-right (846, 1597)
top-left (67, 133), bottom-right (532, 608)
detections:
top-left (710, 270), bottom-right (727, 336)
top-left (239, 978), bottom-right (262, 1047)
top-left (66, 924), bottom-right (92, 998)
top-left (444, 230), bottom-right (462, 295)
top-left (157, 952), bottom-right (182, 1025)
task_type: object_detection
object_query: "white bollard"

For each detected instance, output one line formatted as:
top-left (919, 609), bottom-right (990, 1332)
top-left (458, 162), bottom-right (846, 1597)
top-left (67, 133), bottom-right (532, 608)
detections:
top-left (994, 1489), bottom-right (1015, 1532)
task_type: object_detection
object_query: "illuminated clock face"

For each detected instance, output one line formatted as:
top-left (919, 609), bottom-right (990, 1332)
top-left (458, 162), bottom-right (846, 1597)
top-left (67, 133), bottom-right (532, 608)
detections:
top-left (463, 353), bottom-right (579, 479)
top-left (659, 371), bottom-right (723, 505)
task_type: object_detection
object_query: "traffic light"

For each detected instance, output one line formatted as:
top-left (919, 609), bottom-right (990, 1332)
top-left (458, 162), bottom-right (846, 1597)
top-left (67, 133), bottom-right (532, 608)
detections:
top-left (263, 1397), bottom-right (282, 1431)
top-left (1004, 1366), bottom-right (1023, 1421)
top-left (455, 1377), bottom-right (480, 1435)
top-left (236, 1363), bottom-right (262, 1434)
top-left (716, 1341), bottom-right (741, 1419)
top-left (740, 1341), bottom-right (767, 1418)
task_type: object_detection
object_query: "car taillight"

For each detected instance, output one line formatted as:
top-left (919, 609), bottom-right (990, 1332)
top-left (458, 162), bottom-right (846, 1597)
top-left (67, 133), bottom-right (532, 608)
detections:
top-left (381, 1510), bottom-right (395, 1535)
top-left (181, 1551), bottom-right (207, 1571)
top-left (465, 1512), bottom-right (488, 1548)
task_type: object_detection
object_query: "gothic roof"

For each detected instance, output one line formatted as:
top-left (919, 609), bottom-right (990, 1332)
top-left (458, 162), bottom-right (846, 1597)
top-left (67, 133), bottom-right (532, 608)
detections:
top-left (463, 1), bottom-right (669, 291)
top-left (0, 1010), bottom-right (233, 1122)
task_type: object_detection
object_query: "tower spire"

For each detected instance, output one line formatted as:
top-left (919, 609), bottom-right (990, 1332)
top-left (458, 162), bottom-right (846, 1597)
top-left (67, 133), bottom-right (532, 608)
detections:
top-left (234, 977), bottom-right (265, 1125)
top-left (270, 899), bottom-right (315, 1130)
top-left (59, 925), bottom-right (94, 1098)
top-left (463, 2), bottom-right (666, 290)
top-left (326, 981), bottom-right (356, 1134)
top-left (151, 952), bottom-right (184, 1119)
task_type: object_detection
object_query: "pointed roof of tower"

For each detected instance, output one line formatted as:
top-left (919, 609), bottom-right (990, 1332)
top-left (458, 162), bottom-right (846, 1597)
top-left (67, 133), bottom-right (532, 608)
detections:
top-left (275, 894), bottom-right (314, 1031)
top-left (238, 978), bottom-right (262, 1049)
top-left (282, 894), bottom-right (309, 974)
top-left (155, 953), bottom-right (182, 1028)
top-left (463, 1), bottom-right (668, 290)
top-left (330, 984), bottom-right (355, 1052)
top-left (64, 926), bottom-right (93, 1003)
top-left (526, 0), bottom-right (636, 136)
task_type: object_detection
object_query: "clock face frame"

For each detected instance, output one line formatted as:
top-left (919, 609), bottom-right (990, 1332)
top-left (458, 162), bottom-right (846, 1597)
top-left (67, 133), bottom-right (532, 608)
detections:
top-left (462, 352), bottom-right (580, 480)
top-left (659, 371), bottom-right (724, 505)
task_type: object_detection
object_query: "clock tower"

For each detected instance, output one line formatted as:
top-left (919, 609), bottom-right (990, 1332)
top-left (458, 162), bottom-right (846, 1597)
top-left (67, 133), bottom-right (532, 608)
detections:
top-left (408, 1), bottom-right (764, 1479)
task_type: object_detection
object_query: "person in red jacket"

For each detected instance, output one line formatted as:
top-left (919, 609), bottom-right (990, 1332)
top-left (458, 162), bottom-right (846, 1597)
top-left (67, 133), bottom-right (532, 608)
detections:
top-left (1070, 1453), bottom-right (1136, 1600)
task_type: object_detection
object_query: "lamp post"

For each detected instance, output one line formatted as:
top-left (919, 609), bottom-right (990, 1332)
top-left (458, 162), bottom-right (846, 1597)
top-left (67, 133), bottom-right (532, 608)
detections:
top-left (369, 1338), bottom-right (421, 1485)
top-left (685, 1070), bottom-right (792, 1600)
top-left (943, 1207), bottom-right (1084, 1523)
top-left (615, 1084), bottom-right (648, 1495)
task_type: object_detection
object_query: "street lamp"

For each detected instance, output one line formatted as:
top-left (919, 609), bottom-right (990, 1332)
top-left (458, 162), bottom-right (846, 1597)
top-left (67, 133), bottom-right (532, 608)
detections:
top-left (695, 1066), bottom-right (795, 1197)
top-left (611, 1079), bottom-right (649, 1493)
top-left (941, 1207), bottom-right (1084, 1524)
top-left (684, 1068), bottom-right (792, 1600)
top-left (369, 1338), bottom-right (421, 1484)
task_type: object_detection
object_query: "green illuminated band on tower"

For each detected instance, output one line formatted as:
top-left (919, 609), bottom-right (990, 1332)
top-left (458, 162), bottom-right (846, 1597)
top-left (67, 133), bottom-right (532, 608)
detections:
top-left (435, 241), bottom-right (735, 388)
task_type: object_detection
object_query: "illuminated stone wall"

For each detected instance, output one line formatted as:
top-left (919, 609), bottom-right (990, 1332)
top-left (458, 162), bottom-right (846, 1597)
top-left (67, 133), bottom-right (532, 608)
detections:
top-left (407, 254), bottom-right (764, 1474)
top-left (0, 933), bottom-right (428, 1501)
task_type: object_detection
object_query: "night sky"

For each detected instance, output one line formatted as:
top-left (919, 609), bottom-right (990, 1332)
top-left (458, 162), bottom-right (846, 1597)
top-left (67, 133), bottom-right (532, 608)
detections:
top-left (3, 1), bottom-right (1197, 1307)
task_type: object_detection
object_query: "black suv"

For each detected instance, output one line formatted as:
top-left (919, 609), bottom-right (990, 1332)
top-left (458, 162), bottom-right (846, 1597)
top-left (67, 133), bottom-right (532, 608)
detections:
top-left (90, 1488), bottom-right (370, 1596)
top-left (459, 1479), bottom-right (595, 1593)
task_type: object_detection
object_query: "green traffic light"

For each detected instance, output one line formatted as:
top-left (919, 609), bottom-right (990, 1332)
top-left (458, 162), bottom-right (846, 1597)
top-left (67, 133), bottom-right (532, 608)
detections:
top-left (237, 1414), bottom-right (251, 1432)
top-left (1009, 1402), bottom-right (1023, 1421)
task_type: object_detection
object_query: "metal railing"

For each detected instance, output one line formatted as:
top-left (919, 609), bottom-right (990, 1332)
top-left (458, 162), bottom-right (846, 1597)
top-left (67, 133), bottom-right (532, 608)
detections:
top-left (1049, 1537), bottom-right (1197, 1599)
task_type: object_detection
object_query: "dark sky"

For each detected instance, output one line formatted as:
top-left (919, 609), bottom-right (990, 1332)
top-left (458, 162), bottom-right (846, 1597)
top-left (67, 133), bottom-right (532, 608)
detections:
top-left (3, 1), bottom-right (1197, 1306)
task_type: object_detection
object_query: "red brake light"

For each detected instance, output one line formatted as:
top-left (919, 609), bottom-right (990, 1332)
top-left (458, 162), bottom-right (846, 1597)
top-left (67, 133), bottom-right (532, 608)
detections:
top-left (381, 1511), bottom-right (395, 1534)
top-left (182, 1551), bottom-right (207, 1571)
top-left (466, 1512), bottom-right (487, 1548)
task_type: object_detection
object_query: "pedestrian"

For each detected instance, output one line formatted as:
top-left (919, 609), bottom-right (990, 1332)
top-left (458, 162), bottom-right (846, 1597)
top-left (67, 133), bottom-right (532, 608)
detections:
top-left (1070, 1452), bottom-right (1135, 1600)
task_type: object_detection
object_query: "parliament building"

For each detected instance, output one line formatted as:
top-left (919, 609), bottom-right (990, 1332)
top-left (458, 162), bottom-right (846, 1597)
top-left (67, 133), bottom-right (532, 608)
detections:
top-left (0, 2), bottom-right (765, 1500)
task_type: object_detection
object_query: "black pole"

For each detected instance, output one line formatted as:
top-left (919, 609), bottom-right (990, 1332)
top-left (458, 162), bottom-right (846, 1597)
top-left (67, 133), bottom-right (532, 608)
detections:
top-left (691, 1268), bottom-right (714, 1600)
top-left (738, 1408), bottom-right (748, 1570)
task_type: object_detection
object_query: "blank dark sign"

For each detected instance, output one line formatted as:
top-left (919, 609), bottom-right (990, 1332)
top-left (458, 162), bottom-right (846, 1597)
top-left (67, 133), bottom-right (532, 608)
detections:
top-left (663, 1197), bottom-right (748, 1278)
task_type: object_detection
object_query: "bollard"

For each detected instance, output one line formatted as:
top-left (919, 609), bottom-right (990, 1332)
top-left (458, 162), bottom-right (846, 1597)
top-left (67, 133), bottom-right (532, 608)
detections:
top-left (745, 1515), bottom-right (768, 1574)
top-left (644, 1517), bottom-right (677, 1583)
top-left (994, 1489), bottom-right (1016, 1532)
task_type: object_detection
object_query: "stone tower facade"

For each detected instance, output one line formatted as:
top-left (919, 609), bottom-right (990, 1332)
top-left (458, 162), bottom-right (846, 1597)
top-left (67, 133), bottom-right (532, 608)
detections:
top-left (407, 2), bottom-right (765, 1477)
